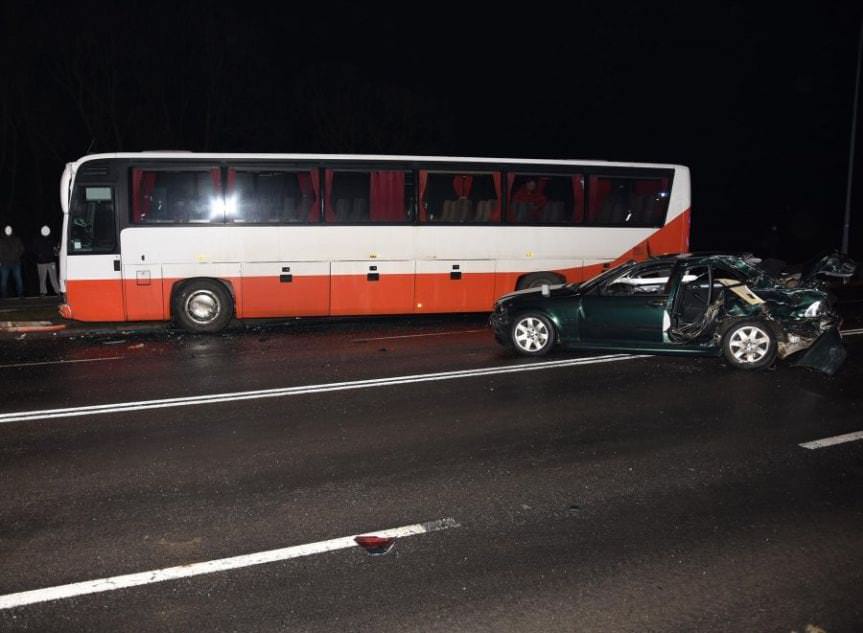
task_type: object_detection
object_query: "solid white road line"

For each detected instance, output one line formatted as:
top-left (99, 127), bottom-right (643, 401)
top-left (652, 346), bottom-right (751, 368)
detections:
top-left (0, 353), bottom-right (643, 424)
top-left (0, 517), bottom-right (459, 610)
top-left (839, 328), bottom-right (863, 337)
top-left (352, 329), bottom-right (486, 342)
top-left (0, 356), bottom-right (123, 370)
top-left (799, 430), bottom-right (863, 450)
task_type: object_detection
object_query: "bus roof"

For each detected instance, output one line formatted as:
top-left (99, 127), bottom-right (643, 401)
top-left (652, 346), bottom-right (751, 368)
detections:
top-left (71, 152), bottom-right (687, 171)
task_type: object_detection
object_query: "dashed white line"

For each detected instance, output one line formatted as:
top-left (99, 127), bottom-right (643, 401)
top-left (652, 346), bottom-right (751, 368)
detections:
top-left (0, 356), bottom-right (124, 370)
top-left (799, 430), bottom-right (863, 450)
top-left (0, 517), bottom-right (459, 610)
top-left (0, 353), bottom-right (643, 425)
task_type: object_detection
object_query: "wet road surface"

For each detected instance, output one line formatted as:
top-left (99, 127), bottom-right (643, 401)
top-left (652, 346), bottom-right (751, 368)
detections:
top-left (1, 313), bottom-right (862, 632)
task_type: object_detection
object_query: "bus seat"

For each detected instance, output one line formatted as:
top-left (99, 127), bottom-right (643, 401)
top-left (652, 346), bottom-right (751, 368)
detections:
top-left (475, 200), bottom-right (490, 222)
top-left (351, 197), bottom-right (368, 222)
top-left (335, 198), bottom-right (351, 222)
top-left (511, 201), bottom-right (529, 223)
top-left (455, 198), bottom-right (472, 222)
top-left (441, 200), bottom-right (455, 222)
top-left (282, 196), bottom-right (299, 222)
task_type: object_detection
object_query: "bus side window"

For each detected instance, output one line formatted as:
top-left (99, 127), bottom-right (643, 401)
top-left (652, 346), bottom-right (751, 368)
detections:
top-left (506, 173), bottom-right (583, 225)
top-left (227, 169), bottom-right (320, 224)
top-left (420, 172), bottom-right (501, 224)
top-left (587, 176), bottom-right (670, 227)
top-left (131, 168), bottom-right (221, 224)
top-left (323, 170), bottom-right (411, 224)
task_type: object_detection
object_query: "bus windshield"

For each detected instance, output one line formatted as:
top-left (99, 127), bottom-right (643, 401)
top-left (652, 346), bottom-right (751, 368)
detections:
top-left (69, 185), bottom-right (116, 254)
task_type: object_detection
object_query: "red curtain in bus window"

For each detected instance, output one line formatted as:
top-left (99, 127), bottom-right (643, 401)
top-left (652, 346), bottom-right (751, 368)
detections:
top-left (131, 169), bottom-right (157, 223)
top-left (587, 176), bottom-right (611, 223)
top-left (490, 172), bottom-right (502, 221)
top-left (506, 172), bottom-right (517, 221)
top-left (571, 174), bottom-right (585, 224)
top-left (225, 168), bottom-right (237, 220)
top-left (452, 175), bottom-right (473, 198)
top-left (418, 170), bottom-right (429, 221)
top-left (370, 171), bottom-right (405, 221)
top-left (299, 170), bottom-right (320, 223)
top-left (210, 168), bottom-right (221, 190)
top-left (323, 169), bottom-right (336, 222)
top-left (633, 179), bottom-right (662, 195)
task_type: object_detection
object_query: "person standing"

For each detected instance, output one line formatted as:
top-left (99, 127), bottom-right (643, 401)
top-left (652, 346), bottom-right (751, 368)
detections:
top-left (33, 225), bottom-right (60, 296)
top-left (0, 225), bottom-right (25, 299)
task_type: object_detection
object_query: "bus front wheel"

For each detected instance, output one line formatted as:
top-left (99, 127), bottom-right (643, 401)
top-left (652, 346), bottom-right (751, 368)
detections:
top-left (173, 279), bottom-right (234, 333)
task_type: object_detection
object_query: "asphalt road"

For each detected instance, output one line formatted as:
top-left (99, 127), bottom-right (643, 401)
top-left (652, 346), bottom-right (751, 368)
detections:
top-left (1, 314), bottom-right (862, 632)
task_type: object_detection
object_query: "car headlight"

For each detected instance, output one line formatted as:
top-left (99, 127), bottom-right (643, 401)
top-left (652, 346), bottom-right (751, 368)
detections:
top-left (803, 300), bottom-right (824, 318)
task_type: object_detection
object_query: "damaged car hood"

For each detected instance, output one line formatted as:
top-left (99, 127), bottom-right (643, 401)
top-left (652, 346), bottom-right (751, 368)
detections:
top-left (799, 252), bottom-right (857, 286)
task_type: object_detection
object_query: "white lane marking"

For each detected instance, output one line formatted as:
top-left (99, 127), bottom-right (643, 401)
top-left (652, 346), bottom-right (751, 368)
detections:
top-left (840, 328), bottom-right (863, 336)
top-left (0, 354), bottom-right (643, 424)
top-left (0, 517), bottom-right (459, 610)
top-left (353, 329), bottom-right (486, 342)
top-left (0, 356), bottom-right (123, 370)
top-left (799, 430), bottom-right (863, 450)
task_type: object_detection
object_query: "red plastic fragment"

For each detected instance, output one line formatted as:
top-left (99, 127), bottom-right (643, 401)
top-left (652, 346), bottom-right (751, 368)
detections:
top-left (354, 535), bottom-right (396, 556)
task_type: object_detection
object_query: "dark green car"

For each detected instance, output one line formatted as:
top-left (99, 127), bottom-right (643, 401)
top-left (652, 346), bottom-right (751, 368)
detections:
top-left (490, 253), bottom-right (855, 373)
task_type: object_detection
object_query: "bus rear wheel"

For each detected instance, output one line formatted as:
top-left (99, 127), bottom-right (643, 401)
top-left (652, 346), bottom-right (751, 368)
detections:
top-left (173, 279), bottom-right (234, 333)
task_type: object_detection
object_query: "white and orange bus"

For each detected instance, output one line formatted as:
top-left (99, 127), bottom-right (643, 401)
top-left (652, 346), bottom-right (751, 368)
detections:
top-left (58, 153), bottom-right (691, 332)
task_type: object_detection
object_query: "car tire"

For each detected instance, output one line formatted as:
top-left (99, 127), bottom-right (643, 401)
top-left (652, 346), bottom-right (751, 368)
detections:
top-left (173, 279), bottom-right (234, 333)
top-left (721, 320), bottom-right (777, 370)
top-left (510, 312), bottom-right (556, 356)
top-left (517, 272), bottom-right (560, 290)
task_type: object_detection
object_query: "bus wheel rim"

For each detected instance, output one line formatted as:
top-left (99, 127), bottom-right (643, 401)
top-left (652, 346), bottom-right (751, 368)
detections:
top-left (185, 290), bottom-right (220, 324)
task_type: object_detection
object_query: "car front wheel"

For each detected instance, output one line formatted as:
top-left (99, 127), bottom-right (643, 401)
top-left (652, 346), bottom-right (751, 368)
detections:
top-left (721, 320), bottom-right (776, 370)
top-left (510, 312), bottom-right (556, 356)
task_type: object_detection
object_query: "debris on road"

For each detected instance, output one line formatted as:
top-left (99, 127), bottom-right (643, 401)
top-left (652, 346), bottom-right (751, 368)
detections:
top-left (0, 320), bottom-right (66, 333)
top-left (355, 535), bottom-right (396, 556)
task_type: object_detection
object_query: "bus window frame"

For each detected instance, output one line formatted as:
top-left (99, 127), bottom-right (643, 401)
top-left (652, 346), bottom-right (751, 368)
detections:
top-left (68, 183), bottom-right (119, 256)
top-left (226, 164), bottom-right (325, 225)
top-left (127, 162), bottom-right (227, 227)
top-left (504, 170), bottom-right (586, 227)
top-left (321, 165), bottom-right (416, 226)
top-left (582, 168), bottom-right (675, 229)
top-left (417, 167), bottom-right (504, 226)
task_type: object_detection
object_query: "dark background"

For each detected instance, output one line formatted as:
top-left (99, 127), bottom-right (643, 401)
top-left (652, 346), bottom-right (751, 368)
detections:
top-left (1, 0), bottom-right (862, 270)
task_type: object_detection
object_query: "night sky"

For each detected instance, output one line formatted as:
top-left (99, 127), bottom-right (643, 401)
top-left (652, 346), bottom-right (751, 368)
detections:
top-left (1, 1), bottom-right (862, 261)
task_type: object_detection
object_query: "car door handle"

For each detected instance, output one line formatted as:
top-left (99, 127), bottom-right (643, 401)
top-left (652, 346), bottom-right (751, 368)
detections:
top-left (648, 299), bottom-right (666, 307)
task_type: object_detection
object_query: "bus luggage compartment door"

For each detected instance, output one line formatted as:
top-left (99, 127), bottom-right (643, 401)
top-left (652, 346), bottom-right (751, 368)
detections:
top-left (240, 261), bottom-right (330, 318)
top-left (330, 260), bottom-right (415, 315)
top-left (122, 263), bottom-right (165, 321)
top-left (414, 260), bottom-right (496, 313)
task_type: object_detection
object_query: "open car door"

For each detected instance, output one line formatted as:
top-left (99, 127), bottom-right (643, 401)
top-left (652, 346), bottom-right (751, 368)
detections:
top-left (577, 261), bottom-right (673, 345)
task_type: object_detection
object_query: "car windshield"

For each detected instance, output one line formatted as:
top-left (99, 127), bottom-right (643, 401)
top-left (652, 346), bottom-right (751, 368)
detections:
top-left (571, 261), bottom-right (638, 291)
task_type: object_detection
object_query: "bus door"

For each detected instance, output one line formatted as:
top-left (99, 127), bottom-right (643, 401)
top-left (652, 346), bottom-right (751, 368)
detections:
top-left (65, 184), bottom-right (126, 321)
top-left (121, 263), bottom-right (165, 320)
top-left (330, 260), bottom-right (415, 315)
top-left (414, 259), bottom-right (496, 313)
